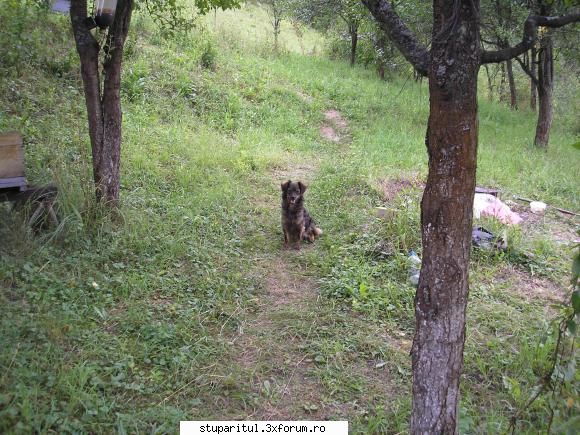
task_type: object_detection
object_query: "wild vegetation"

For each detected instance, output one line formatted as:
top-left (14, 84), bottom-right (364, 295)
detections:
top-left (0, 1), bottom-right (578, 433)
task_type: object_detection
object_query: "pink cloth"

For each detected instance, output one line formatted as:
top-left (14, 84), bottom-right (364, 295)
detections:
top-left (473, 193), bottom-right (522, 225)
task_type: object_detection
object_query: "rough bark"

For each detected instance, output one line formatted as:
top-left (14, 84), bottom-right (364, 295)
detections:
top-left (410, 0), bottom-right (480, 433)
top-left (70, 0), bottom-right (133, 205)
top-left (70, 0), bottom-right (103, 186)
top-left (534, 31), bottom-right (553, 149)
top-left (100, 0), bottom-right (132, 203)
top-left (358, 1), bottom-right (580, 433)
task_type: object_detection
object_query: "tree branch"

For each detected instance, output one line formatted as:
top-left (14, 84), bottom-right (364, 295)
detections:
top-left (482, 13), bottom-right (580, 64)
top-left (361, 0), bottom-right (430, 76)
top-left (514, 56), bottom-right (538, 86)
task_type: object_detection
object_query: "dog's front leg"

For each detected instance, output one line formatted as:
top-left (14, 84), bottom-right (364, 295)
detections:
top-left (295, 226), bottom-right (305, 250)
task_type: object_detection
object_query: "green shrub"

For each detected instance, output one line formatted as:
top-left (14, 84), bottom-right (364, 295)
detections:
top-left (200, 40), bottom-right (218, 70)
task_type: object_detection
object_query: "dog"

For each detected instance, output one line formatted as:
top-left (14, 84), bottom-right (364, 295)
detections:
top-left (281, 180), bottom-right (322, 249)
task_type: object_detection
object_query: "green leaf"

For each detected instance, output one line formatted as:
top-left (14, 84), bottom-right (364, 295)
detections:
top-left (572, 291), bottom-right (580, 314)
top-left (572, 253), bottom-right (580, 284)
top-left (567, 319), bottom-right (577, 335)
top-left (359, 282), bottom-right (368, 298)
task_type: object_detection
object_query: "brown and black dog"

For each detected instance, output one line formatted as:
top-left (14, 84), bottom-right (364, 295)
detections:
top-left (281, 180), bottom-right (322, 249)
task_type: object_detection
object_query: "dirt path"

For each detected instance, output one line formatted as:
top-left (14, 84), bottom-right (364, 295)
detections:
top-left (226, 106), bottom-right (403, 422)
top-left (233, 255), bottom-right (325, 419)
top-left (230, 107), bottom-right (353, 419)
top-left (320, 109), bottom-right (350, 144)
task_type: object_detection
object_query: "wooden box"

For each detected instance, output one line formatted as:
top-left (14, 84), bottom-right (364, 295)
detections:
top-left (0, 132), bottom-right (27, 189)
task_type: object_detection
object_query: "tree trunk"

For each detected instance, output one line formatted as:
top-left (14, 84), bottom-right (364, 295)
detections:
top-left (506, 58), bottom-right (517, 109)
top-left (273, 17), bottom-right (281, 52)
top-left (484, 64), bottom-right (494, 101)
top-left (70, 0), bottom-right (102, 184)
top-left (70, 0), bottom-right (132, 205)
top-left (375, 33), bottom-right (386, 79)
top-left (499, 61), bottom-right (507, 103)
top-left (349, 23), bottom-right (358, 67)
top-left (411, 0), bottom-right (480, 433)
top-left (530, 44), bottom-right (537, 110)
top-left (534, 33), bottom-right (553, 149)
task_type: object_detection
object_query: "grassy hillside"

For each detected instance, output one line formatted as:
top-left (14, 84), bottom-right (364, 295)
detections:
top-left (1, 2), bottom-right (578, 433)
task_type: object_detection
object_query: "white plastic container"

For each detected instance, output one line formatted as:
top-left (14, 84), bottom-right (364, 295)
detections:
top-left (530, 201), bottom-right (547, 214)
top-left (408, 251), bottom-right (421, 287)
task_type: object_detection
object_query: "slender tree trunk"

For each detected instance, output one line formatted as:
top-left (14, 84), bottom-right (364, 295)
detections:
top-left (484, 64), bottom-right (494, 101)
top-left (530, 45), bottom-right (537, 110)
top-left (534, 34), bottom-right (553, 149)
top-left (411, 0), bottom-right (480, 433)
top-left (291, 20), bottom-right (305, 55)
top-left (506, 58), bottom-right (517, 109)
top-left (274, 18), bottom-right (281, 52)
top-left (70, 0), bottom-right (132, 205)
top-left (375, 33), bottom-right (386, 79)
top-left (349, 23), bottom-right (358, 67)
top-left (499, 61), bottom-right (507, 103)
top-left (100, 0), bottom-right (132, 203)
top-left (70, 0), bottom-right (102, 179)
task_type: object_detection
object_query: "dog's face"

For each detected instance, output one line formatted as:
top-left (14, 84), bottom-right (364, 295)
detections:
top-left (281, 180), bottom-right (306, 206)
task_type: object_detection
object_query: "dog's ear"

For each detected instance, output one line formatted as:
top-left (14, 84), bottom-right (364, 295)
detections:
top-left (298, 181), bottom-right (307, 194)
top-left (281, 180), bottom-right (291, 192)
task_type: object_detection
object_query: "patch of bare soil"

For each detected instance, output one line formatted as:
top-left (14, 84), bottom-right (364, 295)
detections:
top-left (319, 126), bottom-right (340, 143)
top-left (378, 175), bottom-right (425, 202)
top-left (495, 264), bottom-right (568, 304)
top-left (324, 109), bottom-right (348, 130)
top-left (320, 109), bottom-right (350, 144)
top-left (264, 258), bottom-right (315, 306)
top-left (233, 256), bottom-right (326, 419)
top-left (295, 90), bottom-right (313, 104)
top-left (271, 163), bottom-right (318, 184)
top-left (509, 201), bottom-right (579, 246)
